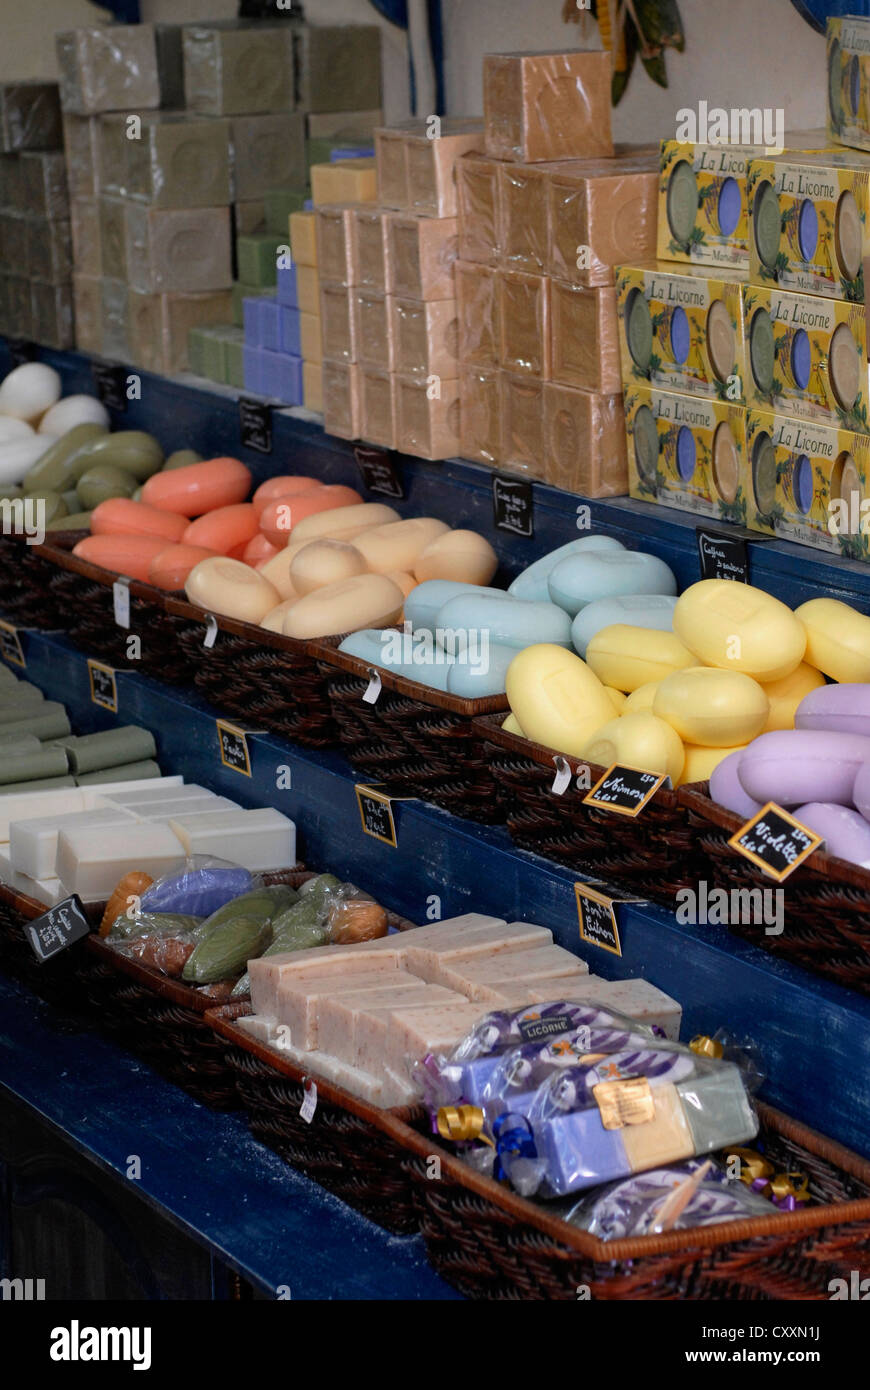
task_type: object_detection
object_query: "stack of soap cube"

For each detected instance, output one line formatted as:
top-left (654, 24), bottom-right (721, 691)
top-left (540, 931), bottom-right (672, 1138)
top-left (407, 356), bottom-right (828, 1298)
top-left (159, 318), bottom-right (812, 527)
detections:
top-left (319, 119), bottom-right (482, 457)
top-left (454, 49), bottom-right (660, 495)
top-left (0, 80), bottom-right (75, 348)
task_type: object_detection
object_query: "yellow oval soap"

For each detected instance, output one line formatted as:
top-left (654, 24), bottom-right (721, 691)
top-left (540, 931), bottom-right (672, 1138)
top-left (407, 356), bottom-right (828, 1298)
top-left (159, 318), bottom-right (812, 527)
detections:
top-left (505, 643), bottom-right (614, 758)
top-left (354, 518), bottom-right (451, 575)
top-left (677, 742), bottom-right (747, 787)
top-left (795, 598), bottom-right (870, 682)
top-left (624, 680), bottom-right (661, 714)
top-left (761, 662), bottom-right (826, 731)
top-left (673, 579), bottom-right (806, 681)
top-left (582, 711), bottom-right (685, 783)
top-left (502, 712), bottom-right (526, 737)
top-left (654, 667), bottom-right (769, 746)
top-left (585, 625), bottom-right (696, 692)
top-left (605, 687), bottom-right (627, 713)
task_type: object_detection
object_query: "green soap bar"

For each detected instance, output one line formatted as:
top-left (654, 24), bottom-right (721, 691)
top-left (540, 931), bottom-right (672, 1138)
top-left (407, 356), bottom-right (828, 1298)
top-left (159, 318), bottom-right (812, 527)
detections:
top-left (0, 702), bottom-right (46, 725)
top-left (163, 449), bottom-right (203, 471)
top-left (0, 706), bottom-right (71, 741)
top-left (23, 423), bottom-right (107, 495)
top-left (187, 325), bottom-right (209, 377)
top-left (0, 734), bottom-right (41, 755)
top-left (236, 233), bottom-right (282, 288)
top-left (61, 432), bottom-right (164, 486)
top-left (201, 326), bottom-right (228, 383)
top-left (46, 511), bottom-right (92, 531)
top-left (0, 746), bottom-right (69, 784)
top-left (77, 463), bottom-right (138, 511)
top-left (62, 488), bottom-right (80, 513)
top-left (75, 760), bottom-right (161, 785)
top-left (225, 336), bottom-right (246, 390)
top-left (632, 404), bottom-right (660, 488)
top-left (264, 187), bottom-right (307, 235)
top-left (0, 775), bottom-right (75, 793)
top-left (231, 280), bottom-right (271, 326)
top-left (625, 290), bottom-right (653, 373)
top-left (66, 725), bottom-right (157, 775)
top-left (23, 490), bottom-right (68, 526)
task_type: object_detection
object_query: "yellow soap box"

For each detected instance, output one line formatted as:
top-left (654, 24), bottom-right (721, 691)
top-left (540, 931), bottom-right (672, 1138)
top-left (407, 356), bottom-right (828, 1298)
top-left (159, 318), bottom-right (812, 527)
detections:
top-left (827, 15), bottom-right (870, 153)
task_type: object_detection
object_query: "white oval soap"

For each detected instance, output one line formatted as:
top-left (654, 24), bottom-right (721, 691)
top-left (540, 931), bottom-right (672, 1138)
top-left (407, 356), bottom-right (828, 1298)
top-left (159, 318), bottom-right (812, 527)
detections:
top-left (0, 363), bottom-right (61, 423)
top-left (38, 395), bottom-right (110, 434)
top-left (289, 539), bottom-right (367, 595)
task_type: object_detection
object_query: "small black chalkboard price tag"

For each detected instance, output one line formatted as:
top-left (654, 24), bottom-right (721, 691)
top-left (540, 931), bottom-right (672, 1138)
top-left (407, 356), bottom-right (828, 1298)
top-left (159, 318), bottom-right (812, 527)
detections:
top-left (728, 802), bottom-right (824, 882)
top-left (354, 444), bottom-right (405, 499)
top-left (87, 659), bottom-right (117, 713)
top-left (216, 719), bottom-right (252, 777)
top-left (239, 397), bottom-right (272, 454)
top-left (492, 475), bottom-right (534, 537)
top-left (7, 338), bottom-right (36, 367)
top-left (91, 362), bottom-right (128, 413)
top-left (574, 883), bottom-right (624, 957)
top-left (696, 526), bottom-right (750, 584)
top-left (584, 763), bottom-right (669, 818)
top-left (0, 619), bottom-right (25, 668)
top-left (26, 894), bottom-right (90, 963)
top-left (355, 783), bottom-right (398, 848)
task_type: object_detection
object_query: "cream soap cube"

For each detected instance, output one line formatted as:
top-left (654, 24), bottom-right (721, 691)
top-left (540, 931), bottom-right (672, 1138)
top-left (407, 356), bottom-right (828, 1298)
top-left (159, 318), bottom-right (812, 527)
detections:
top-left (536, 976), bottom-right (682, 1040)
top-left (56, 823), bottom-right (184, 900)
top-left (275, 969), bottom-right (426, 1050)
top-left (317, 983), bottom-right (462, 1066)
top-left (10, 807), bottom-right (138, 881)
top-left (248, 946), bottom-right (403, 1019)
top-left (167, 808), bottom-right (295, 870)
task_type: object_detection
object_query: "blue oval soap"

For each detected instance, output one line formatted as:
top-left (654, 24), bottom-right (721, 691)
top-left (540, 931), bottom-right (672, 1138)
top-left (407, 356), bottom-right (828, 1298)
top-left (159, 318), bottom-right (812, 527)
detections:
top-left (508, 535), bottom-right (625, 603)
top-left (404, 579), bottom-right (506, 635)
top-left (572, 593), bottom-right (678, 657)
top-left (548, 551), bottom-right (677, 618)
top-left (437, 593), bottom-right (572, 650)
top-left (447, 642), bottom-right (517, 697)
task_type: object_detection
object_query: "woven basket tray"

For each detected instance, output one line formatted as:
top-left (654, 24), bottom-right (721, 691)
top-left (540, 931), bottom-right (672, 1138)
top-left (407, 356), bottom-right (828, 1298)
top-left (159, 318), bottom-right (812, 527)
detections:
top-left (679, 784), bottom-right (870, 994)
top-left (311, 640), bottom-right (508, 822)
top-left (394, 1102), bottom-right (870, 1299)
top-left (0, 879), bottom-right (100, 1011)
top-left (474, 711), bottom-right (704, 890)
top-left (0, 530), bottom-right (88, 630)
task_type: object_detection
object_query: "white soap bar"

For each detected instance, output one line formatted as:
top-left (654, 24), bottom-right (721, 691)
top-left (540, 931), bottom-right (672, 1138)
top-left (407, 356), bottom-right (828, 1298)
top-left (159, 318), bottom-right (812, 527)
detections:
top-left (382, 1066), bottom-right (420, 1107)
top-left (0, 847), bottom-right (65, 905)
top-left (318, 984), bottom-right (463, 1067)
top-left (381, 1002), bottom-right (493, 1075)
top-left (10, 807), bottom-right (138, 880)
top-left (248, 945), bottom-right (403, 1017)
top-left (167, 808), bottom-right (296, 870)
top-left (276, 970), bottom-right (431, 1050)
top-left (403, 920), bottom-right (553, 976)
top-left (83, 775), bottom-right (183, 807)
top-left (433, 944), bottom-right (588, 996)
top-left (236, 1013), bottom-right (278, 1043)
top-left (135, 796), bottom-right (237, 822)
top-left (99, 782), bottom-right (215, 810)
top-left (56, 823), bottom-right (185, 900)
top-left (531, 975), bottom-right (683, 1040)
top-left (0, 788), bottom-right (90, 840)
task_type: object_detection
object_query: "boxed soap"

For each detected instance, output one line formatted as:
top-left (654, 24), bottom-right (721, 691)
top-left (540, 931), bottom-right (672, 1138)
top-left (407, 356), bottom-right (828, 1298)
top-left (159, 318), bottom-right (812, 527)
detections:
top-left (182, 23), bottom-right (295, 116)
top-left (460, 365), bottom-right (501, 465)
top-left (0, 82), bottom-right (62, 153)
top-left (500, 371), bottom-right (545, 477)
top-left (483, 50), bottom-right (612, 163)
top-left (405, 120), bottom-right (486, 218)
top-left (230, 113), bottom-right (306, 201)
top-left (744, 284), bottom-right (867, 432)
top-left (456, 153), bottom-right (502, 264)
top-left (20, 151), bottom-right (67, 219)
top-left (454, 261), bottom-right (500, 366)
top-left (352, 287), bottom-right (393, 370)
top-left (73, 273), bottom-right (101, 354)
top-left (27, 218), bottom-right (72, 284)
top-left (387, 213), bottom-right (458, 299)
top-left (124, 204), bottom-right (233, 294)
top-left (127, 114), bottom-right (232, 208)
top-left (71, 198), bottom-right (101, 277)
top-left (62, 114), bottom-right (100, 198)
top-left (548, 149), bottom-right (659, 285)
top-left (550, 280), bottom-right (621, 392)
top-left (498, 163), bottom-right (549, 273)
top-left (395, 373), bottom-right (460, 459)
top-left (323, 359), bottom-right (361, 440)
top-left (296, 25), bottom-right (382, 115)
top-left (290, 210), bottom-right (318, 268)
top-left (391, 296), bottom-right (458, 377)
top-left (320, 283), bottom-right (356, 362)
top-left (542, 383), bottom-right (628, 496)
top-left (55, 24), bottom-right (164, 115)
top-left (350, 206), bottom-right (388, 288)
top-left (499, 269), bottom-right (551, 377)
top-left (31, 281), bottom-right (74, 350)
top-left (315, 205), bottom-right (355, 286)
top-left (616, 261), bottom-right (747, 400)
top-left (827, 16), bottom-right (870, 152)
top-left (311, 158), bottom-right (377, 208)
top-left (359, 365), bottom-right (396, 448)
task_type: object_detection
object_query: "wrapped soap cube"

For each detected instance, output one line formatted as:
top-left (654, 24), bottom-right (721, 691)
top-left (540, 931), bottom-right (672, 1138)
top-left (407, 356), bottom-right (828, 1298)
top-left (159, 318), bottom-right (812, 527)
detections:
top-left (550, 280), bottom-right (621, 393)
top-left (387, 213), bottom-right (458, 300)
top-left (395, 373), bottom-right (460, 460)
top-left (320, 283), bottom-right (356, 363)
top-left (20, 151), bottom-right (67, 219)
top-left (460, 365), bottom-right (502, 466)
top-left (125, 204), bottom-right (233, 294)
top-left (296, 25), bottom-right (382, 115)
top-left (323, 360), bottom-right (361, 440)
top-left (499, 270), bottom-right (551, 378)
top-left (457, 153), bottom-right (502, 265)
top-left (182, 23), bottom-right (295, 117)
top-left (497, 163), bottom-right (549, 273)
top-left (127, 114), bottom-right (232, 208)
top-left (352, 288), bottom-right (393, 370)
top-left (500, 371), bottom-right (545, 477)
top-left (392, 296), bottom-right (458, 378)
top-left (27, 218), bottom-right (72, 284)
top-left (542, 383), bottom-right (628, 497)
top-left (315, 205), bottom-right (355, 286)
top-left (483, 50), bottom-right (613, 163)
top-left (230, 113), bottom-right (306, 201)
top-left (309, 109), bottom-right (384, 141)
top-left (0, 82), bottom-right (62, 153)
top-left (55, 24), bottom-right (163, 115)
top-left (350, 206), bottom-right (389, 288)
top-left (405, 120), bottom-right (485, 218)
top-left (31, 281), bottom-right (74, 350)
top-left (359, 366), bottom-right (396, 449)
top-left (375, 122), bottom-right (427, 208)
top-left (73, 273), bottom-right (101, 354)
top-left (547, 151), bottom-right (659, 286)
top-left (62, 114), bottom-right (100, 198)
top-left (71, 198), bottom-right (101, 278)
top-left (455, 262), bottom-right (500, 367)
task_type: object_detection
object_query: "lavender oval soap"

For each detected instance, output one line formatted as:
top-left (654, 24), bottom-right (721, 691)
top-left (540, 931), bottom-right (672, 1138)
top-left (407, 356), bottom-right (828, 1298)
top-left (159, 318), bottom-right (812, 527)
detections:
top-left (795, 682), bottom-right (870, 736)
top-left (737, 729), bottom-right (870, 807)
top-left (709, 748), bottom-right (763, 819)
top-left (793, 802), bottom-right (870, 868)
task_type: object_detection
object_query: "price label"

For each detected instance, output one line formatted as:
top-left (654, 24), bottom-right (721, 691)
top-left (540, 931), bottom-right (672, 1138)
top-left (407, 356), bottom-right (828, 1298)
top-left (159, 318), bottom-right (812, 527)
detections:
top-left (492, 475), bottom-right (534, 537)
top-left (300, 1080), bottom-right (318, 1124)
top-left (91, 361), bottom-right (128, 412)
top-left (216, 719), bottom-right (252, 777)
top-left (0, 619), bottom-right (25, 668)
top-left (355, 783), bottom-right (398, 847)
top-left (25, 894), bottom-right (90, 962)
top-left (113, 577), bottom-right (131, 629)
top-left (239, 397), bottom-right (272, 454)
top-left (575, 883), bottom-right (623, 956)
top-left (87, 659), bottom-right (117, 713)
top-left (584, 764), bottom-right (669, 818)
top-left (354, 444), bottom-right (404, 499)
top-left (7, 338), bottom-right (36, 367)
top-left (696, 527), bottom-right (750, 584)
top-left (728, 802), bottom-right (823, 881)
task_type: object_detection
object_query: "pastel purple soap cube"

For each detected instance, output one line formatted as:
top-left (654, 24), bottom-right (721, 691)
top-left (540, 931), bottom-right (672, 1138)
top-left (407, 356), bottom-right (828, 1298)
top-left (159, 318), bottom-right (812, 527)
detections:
top-left (262, 349), bottom-right (303, 405)
top-left (793, 802), bottom-right (870, 868)
top-left (737, 729), bottom-right (870, 807)
top-left (277, 264), bottom-right (298, 308)
top-left (796, 683), bottom-right (870, 737)
top-left (243, 297), bottom-right (263, 348)
top-left (259, 297), bottom-right (280, 353)
top-left (709, 748), bottom-right (762, 820)
top-left (243, 344), bottom-right (267, 395)
top-left (279, 305), bottom-right (301, 356)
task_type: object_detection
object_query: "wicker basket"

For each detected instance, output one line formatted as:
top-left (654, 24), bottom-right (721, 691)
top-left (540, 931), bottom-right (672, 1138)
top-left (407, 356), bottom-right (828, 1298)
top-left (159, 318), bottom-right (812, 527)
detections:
top-left (0, 530), bottom-right (87, 630)
top-left (679, 784), bottom-right (870, 995)
top-left (312, 641), bottom-right (508, 821)
top-left (474, 711), bottom-right (704, 889)
top-left (0, 880), bottom-right (99, 1011)
top-left (395, 1102), bottom-right (870, 1299)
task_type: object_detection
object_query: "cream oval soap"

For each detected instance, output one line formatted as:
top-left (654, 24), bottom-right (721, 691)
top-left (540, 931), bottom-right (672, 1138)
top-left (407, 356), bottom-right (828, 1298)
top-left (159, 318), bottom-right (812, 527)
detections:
top-left (547, 551), bottom-right (677, 617)
top-left (582, 711), bottom-right (685, 783)
top-left (585, 626), bottom-right (696, 692)
top-left (0, 417), bottom-right (33, 444)
top-left (606, 687), bottom-right (627, 713)
top-left (624, 680), bottom-right (661, 714)
top-left (502, 713), bottom-right (525, 737)
top-left (654, 667), bottom-right (769, 746)
top-left (505, 644), bottom-right (615, 757)
top-left (437, 593), bottom-right (572, 650)
top-left (673, 579), bottom-right (806, 681)
top-left (290, 539), bottom-right (367, 595)
top-left (571, 592), bottom-right (677, 658)
top-left (90, 498), bottom-right (187, 543)
top-left (286, 502), bottom-right (400, 547)
top-left (260, 598), bottom-right (300, 633)
top-left (185, 557), bottom-right (280, 624)
top-left (795, 598), bottom-right (870, 682)
top-left (38, 395), bottom-right (110, 435)
top-left (508, 535), bottom-right (625, 603)
top-left (257, 546), bottom-right (307, 600)
top-left (414, 530), bottom-right (498, 585)
top-left (761, 663), bottom-right (826, 732)
top-left (353, 518), bottom-right (451, 574)
top-left (385, 570), bottom-right (417, 599)
top-left (281, 573), bottom-right (404, 640)
top-left (142, 457), bottom-right (251, 517)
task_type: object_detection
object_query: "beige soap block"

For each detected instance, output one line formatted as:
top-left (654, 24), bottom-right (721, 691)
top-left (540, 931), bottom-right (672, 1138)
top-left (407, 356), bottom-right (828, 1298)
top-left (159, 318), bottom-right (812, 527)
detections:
top-left (100, 276), bottom-right (129, 359)
top-left (395, 373), bottom-right (460, 460)
top-left (353, 288), bottom-right (393, 370)
top-left (276, 969), bottom-right (427, 1050)
top-left (483, 50), bottom-right (613, 163)
top-left (248, 944), bottom-right (403, 1018)
top-left (99, 195), bottom-right (127, 279)
top-left (315, 205), bottom-right (355, 286)
top-left (500, 269), bottom-right (551, 378)
top-left (125, 203), bottom-right (233, 294)
top-left (456, 153), bottom-right (502, 265)
top-left (460, 365), bottom-right (501, 466)
top-left (391, 296), bottom-right (458, 378)
top-left (547, 150), bottom-right (659, 285)
top-left (320, 283), bottom-right (356, 362)
top-left (403, 920), bottom-right (553, 977)
top-left (73, 273), bottom-right (101, 355)
top-left (455, 262), bottom-right (500, 367)
top-left (350, 206), bottom-right (389, 289)
top-left (96, 113), bottom-right (129, 197)
top-left (405, 121), bottom-right (486, 218)
top-left (434, 944), bottom-right (587, 999)
top-left (375, 121), bottom-right (428, 208)
top-left (387, 213), bottom-right (458, 300)
top-left (500, 371), bottom-right (545, 477)
top-left (498, 162), bottom-right (549, 273)
top-left (323, 359), bottom-right (361, 440)
top-left (296, 265), bottom-right (321, 316)
top-left (363, 1000), bottom-right (489, 1077)
top-left (29, 216), bottom-right (72, 285)
top-left (359, 365), bottom-right (396, 448)
top-left (128, 288), bottom-right (233, 374)
top-left (620, 1084), bottom-right (694, 1169)
top-left (542, 383), bottom-right (628, 497)
top-left (550, 280), bottom-right (620, 393)
top-left (128, 112), bottom-right (233, 209)
top-left (311, 158), bottom-right (377, 208)
top-left (71, 197), bottom-right (101, 277)
top-left (536, 975), bottom-right (682, 1039)
top-left (395, 913), bottom-right (507, 945)
top-left (303, 361), bottom-right (323, 412)
top-left (31, 282), bottom-right (74, 351)
top-left (230, 113), bottom-right (306, 201)
top-left (300, 310), bottom-right (322, 363)
top-left (317, 983), bottom-right (462, 1066)
top-left (63, 113), bottom-right (100, 198)
top-left (309, 109), bottom-right (384, 140)
top-left (57, 24), bottom-right (162, 115)
top-left (290, 210), bottom-right (318, 268)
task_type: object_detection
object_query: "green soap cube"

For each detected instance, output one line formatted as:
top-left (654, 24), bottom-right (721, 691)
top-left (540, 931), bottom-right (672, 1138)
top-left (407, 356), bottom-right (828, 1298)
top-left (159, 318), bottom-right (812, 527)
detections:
top-left (231, 280), bottom-right (272, 327)
top-left (264, 187), bottom-right (307, 236)
top-left (306, 137), bottom-right (336, 169)
top-left (224, 331), bottom-right (246, 390)
top-left (188, 325), bottom-right (209, 377)
top-left (201, 325), bottom-right (228, 383)
top-left (236, 232), bottom-right (283, 287)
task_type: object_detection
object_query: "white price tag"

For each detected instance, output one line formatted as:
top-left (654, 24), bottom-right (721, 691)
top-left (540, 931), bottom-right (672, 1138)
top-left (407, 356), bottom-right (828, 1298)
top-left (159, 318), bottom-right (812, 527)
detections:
top-left (113, 576), bottom-right (131, 629)
top-left (300, 1080), bottom-right (317, 1124)
top-left (203, 614), bottom-right (218, 649)
top-left (551, 755), bottom-right (572, 796)
top-left (363, 668), bottom-right (382, 704)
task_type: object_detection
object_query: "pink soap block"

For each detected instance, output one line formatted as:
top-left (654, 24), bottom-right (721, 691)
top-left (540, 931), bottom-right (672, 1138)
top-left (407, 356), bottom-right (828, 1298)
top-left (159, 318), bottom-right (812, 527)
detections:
top-left (795, 684), bottom-right (870, 738)
top-left (709, 749), bottom-right (763, 820)
top-left (738, 729), bottom-right (870, 808)
top-left (793, 802), bottom-right (870, 868)
top-left (183, 503), bottom-right (259, 555)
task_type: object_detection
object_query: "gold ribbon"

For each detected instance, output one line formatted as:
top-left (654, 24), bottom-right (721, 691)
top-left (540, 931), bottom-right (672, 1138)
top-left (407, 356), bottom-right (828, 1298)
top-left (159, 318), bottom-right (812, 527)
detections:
top-left (768, 1171), bottom-right (811, 1205)
top-left (724, 1148), bottom-right (810, 1204)
top-left (690, 1034), bottom-right (724, 1059)
top-left (725, 1146), bottom-right (774, 1184)
top-left (436, 1105), bottom-right (494, 1147)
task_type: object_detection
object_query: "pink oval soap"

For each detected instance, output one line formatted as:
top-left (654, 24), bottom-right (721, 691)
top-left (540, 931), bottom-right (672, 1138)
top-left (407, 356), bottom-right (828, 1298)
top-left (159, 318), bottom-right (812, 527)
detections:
top-left (90, 498), bottom-right (187, 543)
top-left (252, 475), bottom-right (320, 517)
top-left (244, 534), bottom-right (279, 566)
top-left (183, 503), bottom-right (259, 555)
top-left (149, 544), bottom-right (218, 591)
top-left (708, 748), bottom-right (763, 820)
top-left (73, 533), bottom-right (170, 581)
top-left (795, 682), bottom-right (870, 737)
top-left (141, 457), bottom-right (251, 517)
top-left (738, 729), bottom-right (870, 807)
top-left (793, 802), bottom-right (870, 867)
top-left (259, 485), bottom-right (362, 547)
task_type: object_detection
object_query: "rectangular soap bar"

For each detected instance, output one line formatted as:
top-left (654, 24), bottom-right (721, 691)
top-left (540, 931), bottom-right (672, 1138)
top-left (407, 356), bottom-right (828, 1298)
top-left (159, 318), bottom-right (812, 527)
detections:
top-left (550, 280), bottom-right (620, 392)
top-left (56, 24), bottom-right (162, 115)
top-left (300, 311), bottom-right (322, 363)
top-left (249, 944), bottom-right (404, 1018)
top-left (456, 153), bottom-right (502, 265)
top-left (97, 113), bottom-right (128, 196)
top-left (182, 23), bottom-right (295, 117)
top-left (135, 797), bottom-right (237, 822)
top-left (500, 269), bottom-right (551, 377)
top-left (317, 983), bottom-right (462, 1066)
top-left (404, 121), bottom-right (485, 218)
top-left (86, 775), bottom-right (184, 808)
top-left (62, 114), bottom-right (100, 198)
top-left (309, 109), bottom-right (383, 141)
top-left (483, 50), bottom-right (613, 163)
top-left (315, 205), bottom-right (355, 285)
top-left (167, 808), bottom-right (295, 871)
top-left (296, 26), bottom-right (382, 115)
top-left (0, 787), bottom-right (89, 842)
top-left (320, 283), bottom-right (356, 362)
top-left (620, 1083), bottom-right (695, 1172)
top-left (311, 159), bottom-right (377, 208)
top-left (126, 204), bottom-right (233, 294)
top-left (323, 359), bottom-right (361, 440)
top-left (127, 113), bottom-right (232, 208)
top-left (296, 265), bottom-right (321, 316)
top-left (230, 114), bottom-right (306, 201)
top-left (0, 81), bottom-right (62, 153)
top-left (100, 276), bottom-right (129, 359)
top-left (350, 206), bottom-right (388, 288)
top-left (101, 783), bottom-right (223, 809)
top-left (387, 213), bottom-right (458, 299)
top-left (359, 366), bottom-right (396, 449)
top-left (500, 371), bottom-right (545, 477)
top-left (303, 361), bottom-right (323, 412)
top-left (10, 807), bottom-right (137, 881)
top-left (391, 296), bottom-right (458, 378)
top-left (395, 373), bottom-right (460, 460)
top-left (362, 1001), bottom-right (490, 1079)
top-left (542, 383), bottom-right (627, 497)
top-left (437, 945), bottom-right (588, 1000)
top-left (547, 150), bottom-right (658, 285)
top-left (56, 823), bottom-right (184, 901)
top-left (460, 365), bottom-right (501, 466)
top-left (276, 969), bottom-right (425, 1050)
top-left (127, 288), bottom-right (233, 374)
top-left (99, 195), bottom-right (127, 278)
top-left (290, 210), bottom-right (318, 268)
top-left (527, 976), bottom-right (682, 1039)
top-left (403, 920), bottom-right (553, 976)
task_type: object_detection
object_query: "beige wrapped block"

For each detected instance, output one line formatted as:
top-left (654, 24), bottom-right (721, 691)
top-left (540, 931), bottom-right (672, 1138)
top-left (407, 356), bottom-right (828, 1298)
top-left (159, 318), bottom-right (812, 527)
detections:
top-left (483, 50), bottom-right (613, 163)
top-left (350, 206), bottom-right (389, 289)
top-left (500, 371), bottom-right (546, 478)
top-left (395, 373), bottom-right (460, 460)
top-left (459, 364), bottom-right (501, 466)
top-left (296, 265), bottom-right (320, 316)
top-left (311, 158), bottom-right (377, 208)
top-left (300, 311), bottom-right (322, 363)
top-left (542, 383), bottom-right (628, 497)
top-left (56, 24), bottom-right (162, 115)
top-left (125, 204), bottom-right (233, 294)
top-left (309, 109), bottom-right (384, 140)
top-left (320, 282), bottom-right (356, 362)
top-left (128, 113), bottom-right (233, 208)
top-left (387, 213), bottom-right (458, 300)
top-left (98, 196), bottom-right (126, 280)
top-left (405, 120), bottom-right (486, 218)
top-left (323, 359), bottom-right (361, 440)
top-left (454, 261), bottom-right (500, 367)
top-left (352, 288), bottom-right (393, 370)
top-left (290, 210), bottom-right (317, 268)
top-left (391, 296), bottom-right (458, 377)
top-left (100, 276), bottom-right (128, 360)
top-left (303, 361), bottom-right (323, 413)
top-left (71, 197), bottom-right (101, 278)
top-left (547, 150), bottom-right (659, 285)
top-left (234, 200), bottom-right (265, 235)
top-left (315, 205), bottom-right (355, 287)
top-left (359, 365), bottom-right (396, 449)
top-left (375, 121), bottom-right (427, 208)
top-left (499, 269), bottom-right (551, 378)
top-left (230, 112), bottom-right (306, 201)
top-left (551, 280), bottom-right (620, 393)
top-left (62, 114), bottom-right (100, 198)
top-left (73, 273), bottom-right (101, 355)
top-left (498, 163), bottom-right (549, 272)
top-left (456, 153), bottom-right (501, 265)
top-left (127, 288), bottom-right (233, 374)
top-left (97, 114), bottom-right (130, 197)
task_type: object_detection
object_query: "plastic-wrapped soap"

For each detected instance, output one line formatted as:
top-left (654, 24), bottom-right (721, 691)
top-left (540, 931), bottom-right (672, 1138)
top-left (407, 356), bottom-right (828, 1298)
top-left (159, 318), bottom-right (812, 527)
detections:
top-left (585, 626), bottom-right (696, 692)
top-left (737, 729), bottom-right (870, 807)
top-left (654, 668), bottom-right (769, 747)
top-left (571, 592), bottom-right (677, 658)
top-left (761, 663), bottom-right (826, 732)
top-left (508, 534), bottom-right (625, 603)
top-left (437, 593), bottom-right (572, 650)
top-left (185, 556), bottom-right (280, 624)
top-left (583, 711), bottom-right (684, 783)
top-left (708, 748), bottom-right (761, 815)
top-left (548, 550), bottom-right (677, 618)
top-left (505, 643), bottom-right (615, 757)
top-left (674, 580), bottom-right (806, 682)
top-left (414, 529), bottom-right (498, 585)
top-left (795, 599), bottom-right (870, 683)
